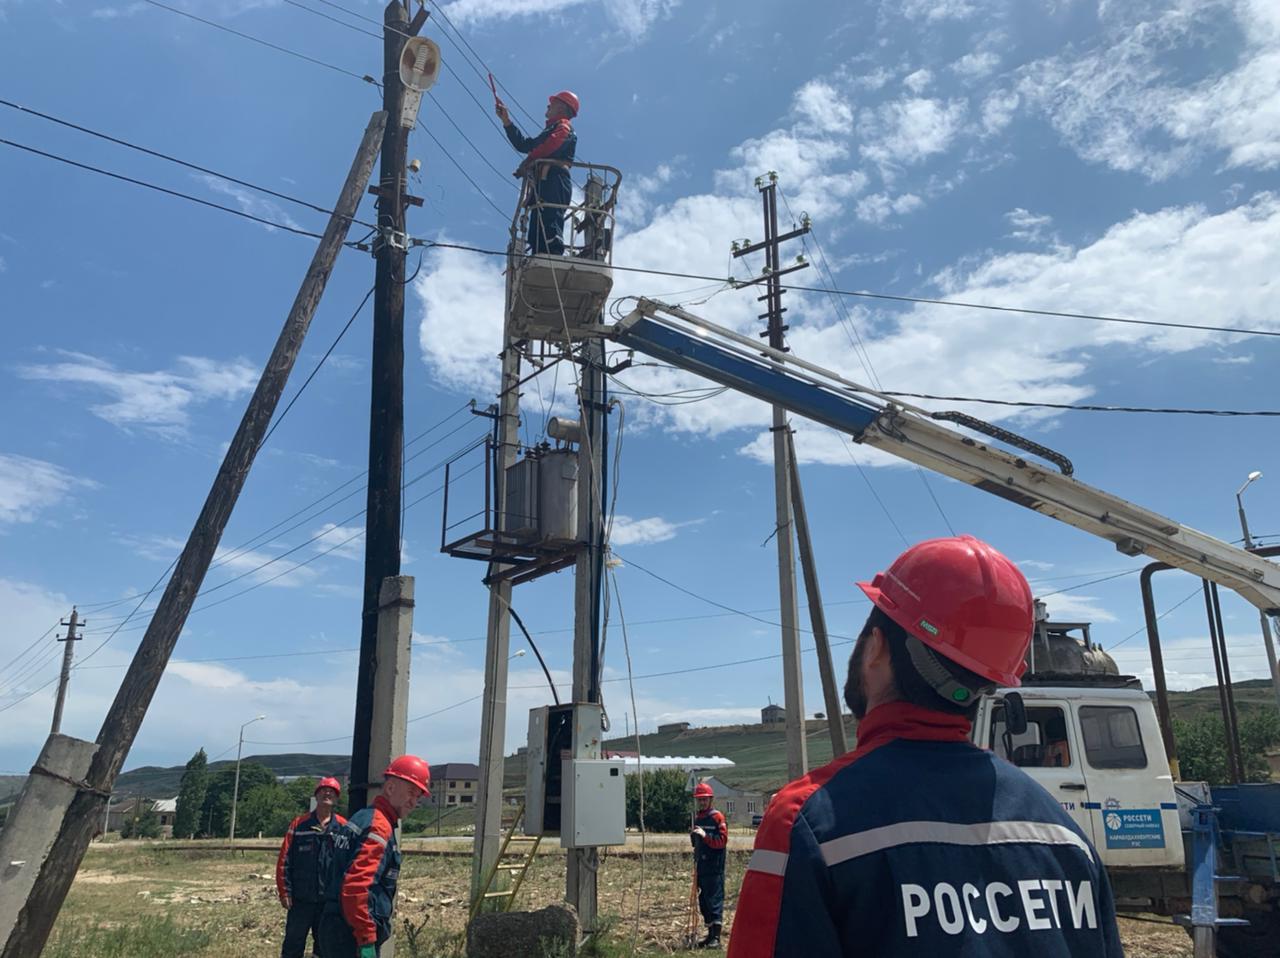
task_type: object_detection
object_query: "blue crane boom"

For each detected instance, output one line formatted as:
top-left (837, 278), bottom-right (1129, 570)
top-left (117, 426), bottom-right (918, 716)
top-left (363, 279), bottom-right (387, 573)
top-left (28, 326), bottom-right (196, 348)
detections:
top-left (604, 298), bottom-right (1280, 614)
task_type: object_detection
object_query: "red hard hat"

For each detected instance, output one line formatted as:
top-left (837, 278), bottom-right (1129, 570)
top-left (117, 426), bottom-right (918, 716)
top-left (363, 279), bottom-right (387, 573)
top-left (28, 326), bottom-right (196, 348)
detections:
top-left (549, 90), bottom-right (579, 117)
top-left (693, 782), bottom-right (714, 798)
top-left (314, 776), bottom-right (341, 796)
top-left (857, 535), bottom-right (1033, 689)
top-left (384, 754), bottom-right (431, 796)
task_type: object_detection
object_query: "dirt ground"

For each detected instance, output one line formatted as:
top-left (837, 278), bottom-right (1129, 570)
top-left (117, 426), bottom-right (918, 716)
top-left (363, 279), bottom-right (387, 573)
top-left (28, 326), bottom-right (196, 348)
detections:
top-left (48, 841), bottom-right (1192, 956)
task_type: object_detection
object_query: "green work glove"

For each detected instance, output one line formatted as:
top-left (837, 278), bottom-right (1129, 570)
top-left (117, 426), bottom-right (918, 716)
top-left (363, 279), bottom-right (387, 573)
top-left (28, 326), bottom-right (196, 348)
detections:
top-left (358, 945), bottom-right (377, 958)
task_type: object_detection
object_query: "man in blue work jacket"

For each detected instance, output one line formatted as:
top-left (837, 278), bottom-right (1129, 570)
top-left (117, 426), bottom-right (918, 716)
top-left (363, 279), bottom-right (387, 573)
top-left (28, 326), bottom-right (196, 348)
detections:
top-left (276, 776), bottom-right (346, 958)
top-left (728, 535), bottom-right (1123, 957)
top-left (691, 781), bottom-right (729, 949)
top-left (496, 90), bottom-right (578, 254)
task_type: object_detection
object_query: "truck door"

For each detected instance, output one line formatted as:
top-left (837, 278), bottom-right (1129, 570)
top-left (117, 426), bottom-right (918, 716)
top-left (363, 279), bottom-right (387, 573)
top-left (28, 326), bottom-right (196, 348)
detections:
top-left (1075, 701), bottom-right (1182, 868)
top-left (987, 699), bottom-right (1097, 844)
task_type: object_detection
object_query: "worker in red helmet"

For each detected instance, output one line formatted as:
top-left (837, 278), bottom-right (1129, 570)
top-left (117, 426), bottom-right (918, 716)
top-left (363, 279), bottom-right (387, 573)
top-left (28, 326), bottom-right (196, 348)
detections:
top-left (276, 776), bottom-right (347, 958)
top-left (690, 780), bottom-right (729, 949)
top-left (318, 755), bottom-right (431, 958)
top-left (727, 536), bottom-right (1122, 957)
top-left (495, 90), bottom-right (578, 255)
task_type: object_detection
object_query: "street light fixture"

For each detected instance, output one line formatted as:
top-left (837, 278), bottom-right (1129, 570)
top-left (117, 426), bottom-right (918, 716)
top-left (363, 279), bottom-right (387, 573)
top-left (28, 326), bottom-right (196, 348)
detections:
top-left (1233, 472), bottom-right (1280, 715)
top-left (510, 649), bottom-right (527, 661)
top-left (228, 714), bottom-right (266, 845)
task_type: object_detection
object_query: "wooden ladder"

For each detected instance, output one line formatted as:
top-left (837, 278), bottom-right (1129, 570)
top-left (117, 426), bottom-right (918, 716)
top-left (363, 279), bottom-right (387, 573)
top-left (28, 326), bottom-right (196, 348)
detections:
top-left (469, 803), bottom-right (542, 920)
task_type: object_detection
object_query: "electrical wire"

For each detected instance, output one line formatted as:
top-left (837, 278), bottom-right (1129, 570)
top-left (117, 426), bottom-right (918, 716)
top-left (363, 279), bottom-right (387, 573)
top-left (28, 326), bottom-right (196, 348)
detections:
top-left (423, 0), bottom-right (541, 126)
top-left (0, 138), bottom-right (327, 239)
top-left (0, 98), bottom-right (379, 233)
top-left (260, 284), bottom-right (376, 449)
top-left (140, 0), bottom-right (374, 84)
top-left (420, 239), bottom-right (1280, 341)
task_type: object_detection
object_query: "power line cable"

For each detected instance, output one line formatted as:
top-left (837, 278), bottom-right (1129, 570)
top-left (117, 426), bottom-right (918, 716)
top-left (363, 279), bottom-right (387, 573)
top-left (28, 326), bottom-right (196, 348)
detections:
top-left (0, 98), bottom-right (378, 232)
top-left (420, 240), bottom-right (1280, 341)
top-left (422, 0), bottom-right (540, 126)
top-left (259, 284), bottom-right (376, 449)
top-left (0, 138), bottom-right (326, 239)
top-left (141, 0), bottom-right (374, 84)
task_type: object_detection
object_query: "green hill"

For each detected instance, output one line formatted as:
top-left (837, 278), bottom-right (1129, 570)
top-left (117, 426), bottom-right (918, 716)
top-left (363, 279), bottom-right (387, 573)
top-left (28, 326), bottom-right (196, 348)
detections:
top-left (113, 753), bottom-right (349, 798)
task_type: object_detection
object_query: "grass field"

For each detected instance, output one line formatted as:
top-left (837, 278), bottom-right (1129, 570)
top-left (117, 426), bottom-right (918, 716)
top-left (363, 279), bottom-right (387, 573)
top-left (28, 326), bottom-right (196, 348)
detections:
top-left (47, 841), bottom-right (1193, 957)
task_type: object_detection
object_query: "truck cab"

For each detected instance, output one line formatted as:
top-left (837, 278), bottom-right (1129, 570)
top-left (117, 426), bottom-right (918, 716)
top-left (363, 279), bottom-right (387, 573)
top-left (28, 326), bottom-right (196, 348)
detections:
top-left (973, 679), bottom-right (1184, 871)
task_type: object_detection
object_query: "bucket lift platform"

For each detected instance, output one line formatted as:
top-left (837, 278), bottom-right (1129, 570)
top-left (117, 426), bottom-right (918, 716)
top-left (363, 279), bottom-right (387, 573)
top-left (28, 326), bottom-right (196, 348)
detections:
top-left (507, 160), bottom-right (622, 343)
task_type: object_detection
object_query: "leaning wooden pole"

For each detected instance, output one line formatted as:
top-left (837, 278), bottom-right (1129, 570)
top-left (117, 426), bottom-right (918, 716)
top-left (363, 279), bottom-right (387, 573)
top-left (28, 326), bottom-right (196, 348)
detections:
top-left (786, 430), bottom-right (849, 757)
top-left (0, 112), bottom-right (386, 958)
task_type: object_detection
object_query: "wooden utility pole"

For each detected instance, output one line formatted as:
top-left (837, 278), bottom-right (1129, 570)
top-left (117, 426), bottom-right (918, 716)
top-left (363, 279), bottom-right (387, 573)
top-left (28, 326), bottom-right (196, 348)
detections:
top-left (733, 172), bottom-right (811, 781)
top-left (0, 113), bottom-right (386, 958)
top-left (49, 608), bottom-right (82, 736)
top-left (786, 432), bottom-right (848, 756)
top-left (351, 0), bottom-right (426, 814)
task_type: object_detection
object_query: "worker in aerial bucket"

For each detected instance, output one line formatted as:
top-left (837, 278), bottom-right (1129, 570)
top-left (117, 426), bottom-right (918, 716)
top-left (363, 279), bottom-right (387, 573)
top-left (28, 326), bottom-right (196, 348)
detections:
top-left (496, 90), bottom-right (578, 255)
top-left (690, 781), bottom-right (729, 949)
top-left (318, 755), bottom-right (431, 958)
top-left (276, 776), bottom-right (347, 958)
top-left (727, 536), bottom-right (1123, 957)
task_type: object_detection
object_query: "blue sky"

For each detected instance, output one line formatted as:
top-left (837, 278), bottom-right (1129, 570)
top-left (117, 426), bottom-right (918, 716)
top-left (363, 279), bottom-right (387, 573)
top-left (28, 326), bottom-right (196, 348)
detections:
top-left (2, 0), bottom-right (1279, 777)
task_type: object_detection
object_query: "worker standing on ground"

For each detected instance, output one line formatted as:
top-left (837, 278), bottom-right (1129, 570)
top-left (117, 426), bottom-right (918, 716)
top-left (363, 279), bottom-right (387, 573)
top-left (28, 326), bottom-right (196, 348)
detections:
top-left (318, 755), bottom-right (431, 958)
top-left (496, 91), bottom-right (578, 255)
top-left (690, 781), bottom-right (729, 949)
top-left (727, 536), bottom-right (1123, 957)
top-left (276, 776), bottom-right (346, 958)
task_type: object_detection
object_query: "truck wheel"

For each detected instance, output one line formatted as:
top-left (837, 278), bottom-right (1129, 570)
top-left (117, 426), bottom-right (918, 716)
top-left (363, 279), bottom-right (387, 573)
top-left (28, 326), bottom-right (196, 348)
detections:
top-left (1217, 907), bottom-right (1280, 958)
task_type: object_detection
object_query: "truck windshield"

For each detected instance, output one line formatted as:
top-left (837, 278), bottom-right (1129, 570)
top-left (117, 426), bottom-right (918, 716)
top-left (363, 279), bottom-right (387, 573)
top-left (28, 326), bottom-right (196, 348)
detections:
top-left (1079, 705), bottom-right (1148, 769)
top-left (989, 705), bottom-right (1072, 768)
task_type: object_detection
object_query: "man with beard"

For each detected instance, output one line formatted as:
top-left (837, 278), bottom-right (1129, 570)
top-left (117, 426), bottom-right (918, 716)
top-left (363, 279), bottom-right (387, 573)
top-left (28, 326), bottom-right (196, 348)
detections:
top-left (726, 536), bottom-right (1122, 957)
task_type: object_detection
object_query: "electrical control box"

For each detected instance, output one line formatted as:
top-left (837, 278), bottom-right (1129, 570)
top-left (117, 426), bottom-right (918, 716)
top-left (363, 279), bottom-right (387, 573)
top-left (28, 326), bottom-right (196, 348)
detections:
top-left (525, 703), bottom-right (605, 837)
top-left (561, 759), bottom-right (626, 848)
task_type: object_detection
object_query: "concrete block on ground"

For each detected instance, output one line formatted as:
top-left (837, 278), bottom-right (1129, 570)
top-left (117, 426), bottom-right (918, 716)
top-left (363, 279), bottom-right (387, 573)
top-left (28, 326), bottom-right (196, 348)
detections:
top-left (467, 903), bottom-right (579, 958)
top-left (0, 734), bottom-right (98, 948)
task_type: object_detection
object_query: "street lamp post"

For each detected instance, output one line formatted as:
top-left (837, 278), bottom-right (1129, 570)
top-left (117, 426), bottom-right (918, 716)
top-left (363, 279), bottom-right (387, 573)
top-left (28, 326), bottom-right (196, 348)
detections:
top-left (228, 714), bottom-right (266, 846)
top-left (1236, 472), bottom-right (1280, 714)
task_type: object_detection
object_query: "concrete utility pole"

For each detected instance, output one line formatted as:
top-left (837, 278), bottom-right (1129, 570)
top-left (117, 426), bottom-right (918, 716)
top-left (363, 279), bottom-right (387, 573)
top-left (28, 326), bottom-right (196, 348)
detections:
top-left (351, 0), bottom-right (427, 815)
top-left (49, 608), bottom-right (82, 736)
top-left (469, 316), bottom-right (522, 906)
top-left (568, 337), bottom-right (608, 930)
top-left (733, 172), bottom-right (811, 781)
top-left (786, 433), bottom-right (848, 757)
top-left (0, 113), bottom-right (386, 958)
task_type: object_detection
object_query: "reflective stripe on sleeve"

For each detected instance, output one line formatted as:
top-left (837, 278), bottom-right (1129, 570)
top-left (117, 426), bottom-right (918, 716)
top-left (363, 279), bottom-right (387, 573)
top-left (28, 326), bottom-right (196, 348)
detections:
top-left (748, 849), bottom-right (789, 876)
top-left (819, 819), bottom-right (1095, 867)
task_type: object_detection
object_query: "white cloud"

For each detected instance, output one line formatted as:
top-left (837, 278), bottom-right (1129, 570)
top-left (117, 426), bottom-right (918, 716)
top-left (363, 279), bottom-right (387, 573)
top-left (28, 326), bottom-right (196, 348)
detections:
top-left (16, 351), bottom-right (258, 439)
top-left (856, 192), bottom-right (924, 223)
top-left (1005, 207), bottom-right (1053, 242)
top-left (442, 0), bottom-right (677, 40)
top-left (1039, 594), bottom-right (1118, 623)
top-left (899, 0), bottom-right (974, 20)
top-left (312, 523), bottom-right (366, 561)
top-left (951, 51), bottom-right (1000, 79)
top-left (196, 175), bottom-right (301, 233)
top-left (1016, 0), bottom-right (1280, 178)
top-left (793, 80), bottom-right (854, 135)
top-left (608, 515), bottom-right (681, 546)
top-left (980, 90), bottom-right (1019, 135)
top-left (0, 454), bottom-right (92, 526)
top-left (903, 69), bottom-right (933, 93)
top-left (859, 97), bottom-right (968, 173)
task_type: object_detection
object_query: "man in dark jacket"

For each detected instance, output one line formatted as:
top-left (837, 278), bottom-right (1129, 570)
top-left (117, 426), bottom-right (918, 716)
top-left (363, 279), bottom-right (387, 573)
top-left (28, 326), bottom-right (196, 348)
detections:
top-left (276, 777), bottom-right (346, 958)
top-left (318, 755), bottom-right (430, 958)
top-left (727, 536), bottom-right (1124, 957)
top-left (691, 781), bottom-right (729, 949)
top-left (496, 90), bottom-right (578, 254)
